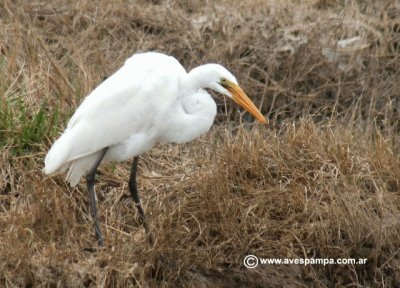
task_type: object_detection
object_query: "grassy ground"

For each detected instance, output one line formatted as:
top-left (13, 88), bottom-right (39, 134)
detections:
top-left (1, 0), bottom-right (400, 287)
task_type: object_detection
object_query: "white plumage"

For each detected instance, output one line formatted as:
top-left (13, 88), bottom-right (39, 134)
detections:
top-left (44, 52), bottom-right (266, 186)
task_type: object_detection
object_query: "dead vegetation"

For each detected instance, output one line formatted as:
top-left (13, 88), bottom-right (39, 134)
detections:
top-left (1, 0), bottom-right (400, 287)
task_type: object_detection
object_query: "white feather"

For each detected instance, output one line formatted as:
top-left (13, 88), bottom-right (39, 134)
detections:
top-left (44, 52), bottom-right (264, 186)
top-left (44, 53), bottom-right (184, 182)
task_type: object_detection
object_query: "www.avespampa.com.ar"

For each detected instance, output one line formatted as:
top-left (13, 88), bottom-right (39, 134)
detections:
top-left (243, 255), bottom-right (368, 269)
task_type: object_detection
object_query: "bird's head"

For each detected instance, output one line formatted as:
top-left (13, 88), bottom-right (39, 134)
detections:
top-left (204, 64), bottom-right (267, 124)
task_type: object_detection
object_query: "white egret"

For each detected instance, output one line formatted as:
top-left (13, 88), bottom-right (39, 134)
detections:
top-left (44, 52), bottom-right (266, 245)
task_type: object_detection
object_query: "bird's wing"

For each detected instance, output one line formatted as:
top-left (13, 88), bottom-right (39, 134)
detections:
top-left (44, 52), bottom-right (186, 174)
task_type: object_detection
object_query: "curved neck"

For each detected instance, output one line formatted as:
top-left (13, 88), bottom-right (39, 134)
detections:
top-left (181, 64), bottom-right (216, 96)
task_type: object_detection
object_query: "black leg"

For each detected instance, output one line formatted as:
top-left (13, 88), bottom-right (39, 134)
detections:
top-left (86, 147), bottom-right (108, 246)
top-left (129, 156), bottom-right (153, 243)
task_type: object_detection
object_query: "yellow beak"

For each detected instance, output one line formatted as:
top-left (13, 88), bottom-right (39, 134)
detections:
top-left (224, 81), bottom-right (267, 124)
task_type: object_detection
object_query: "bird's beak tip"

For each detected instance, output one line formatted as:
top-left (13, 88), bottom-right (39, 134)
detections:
top-left (227, 83), bottom-right (267, 125)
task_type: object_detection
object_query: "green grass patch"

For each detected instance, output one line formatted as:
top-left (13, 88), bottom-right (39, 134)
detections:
top-left (0, 95), bottom-right (61, 155)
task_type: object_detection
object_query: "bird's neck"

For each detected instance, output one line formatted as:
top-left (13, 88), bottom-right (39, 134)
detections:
top-left (181, 65), bottom-right (214, 96)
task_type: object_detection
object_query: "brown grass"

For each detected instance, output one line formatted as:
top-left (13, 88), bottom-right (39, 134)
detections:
top-left (1, 0), bottom-right (400, 287)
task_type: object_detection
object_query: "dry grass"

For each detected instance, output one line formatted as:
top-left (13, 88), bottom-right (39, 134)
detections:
top-left (1, 0), bottom-right (400, 287)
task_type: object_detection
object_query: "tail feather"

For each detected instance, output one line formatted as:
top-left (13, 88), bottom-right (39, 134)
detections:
top-left (44, 129), bottom-right (100, 187)
top-left (44, 128), bottom-right (106, 187)
top-left (66, 152), bottom-right (101, 186)
top-left (44, 131), bottom-right (75, 175)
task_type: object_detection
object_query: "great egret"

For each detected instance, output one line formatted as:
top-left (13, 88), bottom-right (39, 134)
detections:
top-left (44, 52), bottom-right (266, 246)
